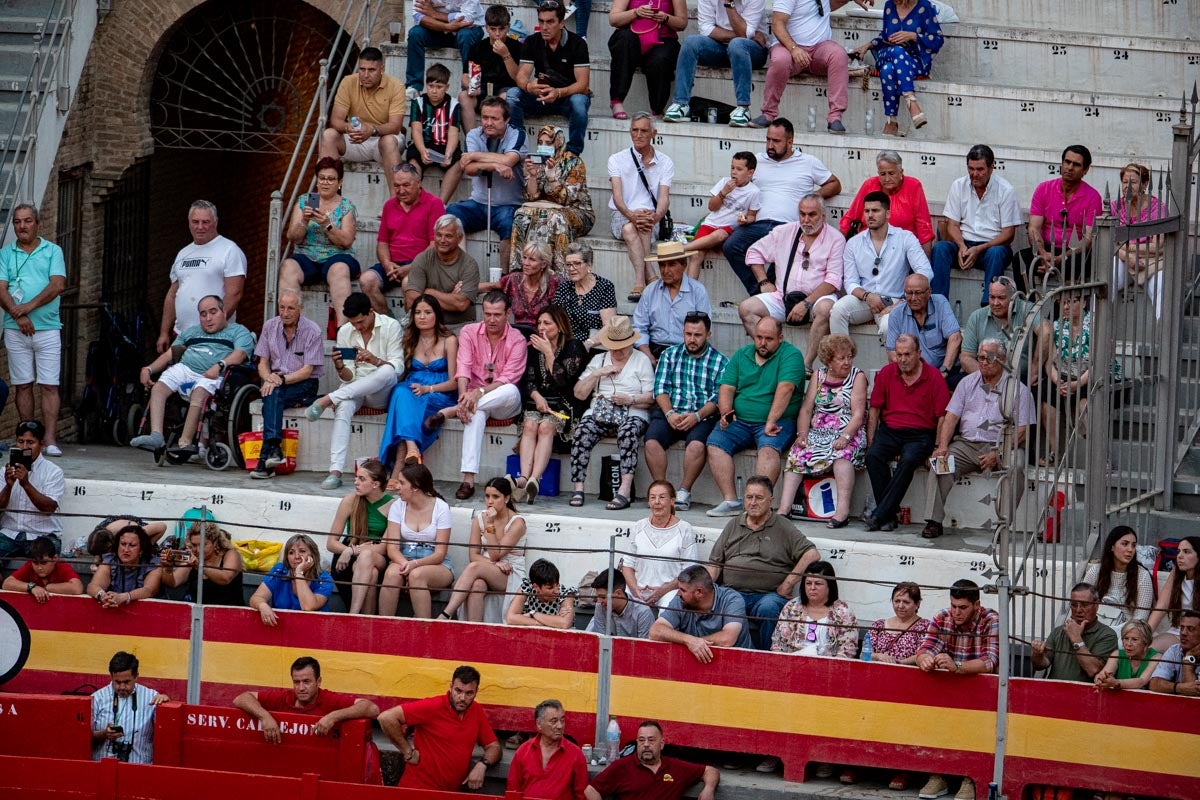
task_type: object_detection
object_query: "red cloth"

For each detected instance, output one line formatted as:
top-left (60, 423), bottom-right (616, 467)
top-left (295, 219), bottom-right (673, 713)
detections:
top-left (378, 190), bottom-right (446, 264)
top-left (506, 737), bottom-right (589, 800)
top-left (12, 560), bottom-right (79, 587)
top-left (398, 693), bottom-right (498, 791)
top-left (588, 754), bottom-right (707, 800)
top-left (869, 360), bottom-right (949, 431)
top-left (839, 175), bottom-right (935, 245)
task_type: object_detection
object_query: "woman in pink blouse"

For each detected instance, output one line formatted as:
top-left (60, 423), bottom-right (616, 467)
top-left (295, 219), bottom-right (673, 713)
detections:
top-left (868, 581), bottom-right (930, 664)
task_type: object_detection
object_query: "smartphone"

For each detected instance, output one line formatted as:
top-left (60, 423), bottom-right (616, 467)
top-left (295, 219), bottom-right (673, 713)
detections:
top-left (111, 725), bottom-right (123, 734)
top-left (722, 410), bottom-right (736, 424)
top-left (336, 346), bottom-right (358, 361)
top-left (306, 192), bottom-right (320, 209)
top-left (530, 144), bottom-right (555, 164)
top-left (9, 449), bottom-right (31, 469)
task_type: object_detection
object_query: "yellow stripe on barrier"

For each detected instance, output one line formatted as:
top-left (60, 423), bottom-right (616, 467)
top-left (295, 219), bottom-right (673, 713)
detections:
top-left (610, 675), bottom-right (998, 753)
top-left (28, 630), bottom-right (191, 680)
top-left (200, 642), bottom-right (599, 712)
top-left (1008, 713), bottom-right (1200, 779)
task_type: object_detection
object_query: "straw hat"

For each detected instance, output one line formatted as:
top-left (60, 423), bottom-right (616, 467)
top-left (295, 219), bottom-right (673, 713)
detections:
top-left (643, 241), bottom-right (688, 263)
top-left (594, 316), bottom-right (638, 350)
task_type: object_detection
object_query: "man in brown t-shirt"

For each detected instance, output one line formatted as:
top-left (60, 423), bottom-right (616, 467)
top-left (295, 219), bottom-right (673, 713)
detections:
top-left (321, 47), bottom-right (406, 176)
top-left (405, 215), bottom-right (481, 329)
top-left (706, 474), bottom-right (820, 649)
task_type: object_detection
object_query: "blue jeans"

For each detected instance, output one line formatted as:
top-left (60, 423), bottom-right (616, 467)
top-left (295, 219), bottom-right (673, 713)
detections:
top-left (931, 239), bottom-right (1012, 304)
top-left (447, 198), bottom-right (518, 239)
top-left (723, 219), bottom-right (782, 296)
top-left (673, 36), bottom-right (767, 108)
top-left (405, 25), bottom-right (484, 90)
top-left (737, 590), bottom-right (790, 650)
top-left (260, 379), bottom-right (318, 450)
top-left (573, 0), bottom-right (592, 37)
top-left (505, 88), bottom-right (591, 155)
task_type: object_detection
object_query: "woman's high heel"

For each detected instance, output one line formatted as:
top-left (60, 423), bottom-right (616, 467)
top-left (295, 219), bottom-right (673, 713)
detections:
top-left (903, 93), bottom-right (927, 129)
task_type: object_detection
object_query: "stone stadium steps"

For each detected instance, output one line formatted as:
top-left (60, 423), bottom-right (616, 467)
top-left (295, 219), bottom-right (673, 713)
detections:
top-left (938, 0), bottom-right (1196, 39)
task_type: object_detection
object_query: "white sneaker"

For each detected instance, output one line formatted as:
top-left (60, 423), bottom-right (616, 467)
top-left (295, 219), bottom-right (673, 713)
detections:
top-left (674, 488), bottom-right (692, 510)
top-left (43, 444), bottom-right (62, 457)
top-left (662, 102), bottom-right (690, 123)
top-left (728, 106), bottom-right (752, 127)
top-left (706, 499), bottom-right (743, 517)
top-left (405, 86), bottom-right (420, 103)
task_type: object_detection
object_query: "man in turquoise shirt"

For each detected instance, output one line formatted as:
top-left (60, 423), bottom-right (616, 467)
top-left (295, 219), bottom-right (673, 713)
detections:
top-left (705, 317), bottom-right (805, 516)
top-left (0, 204), bottom-right (67, 455)
top-left (130, 295), bottom-right (255, 460)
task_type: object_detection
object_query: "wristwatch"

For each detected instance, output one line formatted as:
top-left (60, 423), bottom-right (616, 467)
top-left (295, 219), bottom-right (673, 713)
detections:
top-left (1071, 641), bottom-right (1086, 650)
top-left (1184, 655), bottom-right (1198, 666)
top-left (26, 581), bottom-right (35, 593)
top-left (217, 359), bottom-right (228, 372)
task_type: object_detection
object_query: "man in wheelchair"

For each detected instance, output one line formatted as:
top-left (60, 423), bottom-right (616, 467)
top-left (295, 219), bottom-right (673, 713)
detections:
top-left (131, 295), bottom-right (255, 460)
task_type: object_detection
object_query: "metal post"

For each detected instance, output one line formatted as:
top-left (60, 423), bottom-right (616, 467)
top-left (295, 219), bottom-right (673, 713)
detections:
top-left (992, 573), bottom-right (1011, 797)
top-left (1085, 226), bottom-right (1114, 541)
top-left (184, 504), bottom-right (208, 705)
top-left (264, 190), bottom-right (283, 323)
top-left (594, 535), bottom-right (618, 749)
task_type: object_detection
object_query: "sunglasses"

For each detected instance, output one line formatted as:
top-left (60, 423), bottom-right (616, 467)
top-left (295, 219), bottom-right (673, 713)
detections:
top-left (813, 0), bottom-right (824, 16)
top-left (871, 256), bottom-right (882, 276)
top-left (806, 622), bottom-right (818, 642)
top-left (392, 163), bottom-right (421, 175)
top-left (801, 250), bottom-right (811, 270)
top-left (684, 312), bottom-right (711, 324)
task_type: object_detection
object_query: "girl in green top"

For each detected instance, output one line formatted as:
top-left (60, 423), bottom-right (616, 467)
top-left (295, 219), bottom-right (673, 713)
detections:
top-left (1094, 619), bottom-right (1159, 691)
top-left (327, 459), bottom-right (394, 614)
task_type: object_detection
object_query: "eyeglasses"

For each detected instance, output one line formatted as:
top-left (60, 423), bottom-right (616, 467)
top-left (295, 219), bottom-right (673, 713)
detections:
top-left (806, 622), bottom-right (818, 641)
top-left (315, 175), bottom-right (339, 183)
top-left (813, 0), bottom-right (824, 17)
top-left (538, 0), bottom-right (561, 9)
top-left (14, 421), bottom-right (41, 436)
top-left (976, 353), bottom-right (1003, 363)
top-left (1068, 600), bottom-right (1096, 609)
top-left (904, 289), bottom-right (929, 297)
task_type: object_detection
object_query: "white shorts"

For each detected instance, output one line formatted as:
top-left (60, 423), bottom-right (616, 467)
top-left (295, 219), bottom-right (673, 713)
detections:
top-left (342, 133), bottom-right (403, 163)
top-left (753, 291), bottom-right (835, 322)
top-left (158, 363), bottom-right (221, 399)
top-left (609, 209), bottom-right (662, 242)
top-left (4, 329), bottom-right (61, 386)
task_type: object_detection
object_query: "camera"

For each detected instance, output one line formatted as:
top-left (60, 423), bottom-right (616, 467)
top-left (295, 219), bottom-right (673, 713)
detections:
top-left (109, 731), bottom-right (132, 762)
top-left (162, 548), bottom-right (192, 565)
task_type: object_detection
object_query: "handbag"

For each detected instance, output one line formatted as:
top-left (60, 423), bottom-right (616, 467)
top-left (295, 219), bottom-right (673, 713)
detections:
top-left (590, 354), bottom-right (630, 425)
top-left (631, 148), bottom-right (673, 240)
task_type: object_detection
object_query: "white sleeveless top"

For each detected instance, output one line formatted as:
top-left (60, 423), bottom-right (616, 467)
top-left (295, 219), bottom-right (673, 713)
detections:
top-left (478, 511), bottom-right (528, 577)
top-left (623, 517), bottom-right (699, 589)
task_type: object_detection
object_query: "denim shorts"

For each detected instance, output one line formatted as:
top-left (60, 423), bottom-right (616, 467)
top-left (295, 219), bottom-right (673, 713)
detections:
top-left (706, 417), bottom-right (797, 455)
top-left (291, 252), bottom-right (361, 284)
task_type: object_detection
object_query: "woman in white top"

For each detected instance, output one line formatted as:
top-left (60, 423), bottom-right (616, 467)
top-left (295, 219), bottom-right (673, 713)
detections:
top-left (569, 316), bottom-right (655, 510)
top-left (439, 477), bottom-right (528, 622)
top-left (1081, 525), bottom-right (1154, 629)
top-left (620, 479), bottom-right (698, 608)
top-left (1148, 535), bottom-right (1199, 650)
top-left (378, 464), bottom-right (454, 618)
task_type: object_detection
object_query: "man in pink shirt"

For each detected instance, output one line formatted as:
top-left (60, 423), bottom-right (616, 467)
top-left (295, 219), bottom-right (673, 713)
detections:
top-left (359, 163), bottom-right (446, 315)
top-left (1017, 144), bottom-right (1102, 292)
top-left (738, 194), bottom-right (844, 372)
top-left (426, 290), bottom-right (527, 499)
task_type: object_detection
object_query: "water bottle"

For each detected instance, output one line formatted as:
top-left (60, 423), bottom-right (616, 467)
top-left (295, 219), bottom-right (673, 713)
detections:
top-left (860, 631), bottom-right (873, 662)
top-left (604, 718), bottom-right (621, 763)
top-left (735, 475), bottom-right (744, 501)
top-left (807, 105), bottom-right (817, 132)
top-left (349, 115), bottom-right (362, 132)
top-left (864, 108), bottom-right (874, 135)
top-left (953, 300), bottom-right (963, 322)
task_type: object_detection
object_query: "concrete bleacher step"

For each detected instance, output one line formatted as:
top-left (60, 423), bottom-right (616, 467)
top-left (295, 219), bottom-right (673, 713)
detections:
top-left (943, 0), bottom-right (1197, 39)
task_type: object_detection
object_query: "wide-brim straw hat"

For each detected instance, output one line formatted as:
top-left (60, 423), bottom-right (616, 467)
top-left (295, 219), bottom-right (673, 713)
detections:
top-left (595, 315), bottom-right (638, 350)
top-left (644, 240), bottom-right (688, 263)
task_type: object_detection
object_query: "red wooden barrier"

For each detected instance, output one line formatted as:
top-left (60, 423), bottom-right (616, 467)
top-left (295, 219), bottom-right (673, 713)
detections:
top-left (0, 693), bottom-right (92, 760)
top-left (153, 702), bottom-right (370, 783)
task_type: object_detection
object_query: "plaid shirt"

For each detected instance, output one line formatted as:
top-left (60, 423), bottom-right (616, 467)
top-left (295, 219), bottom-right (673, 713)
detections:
top-left (652, 342), bottom-right (728, 414)
top-left (916, 606), bottom-right (1000, 673)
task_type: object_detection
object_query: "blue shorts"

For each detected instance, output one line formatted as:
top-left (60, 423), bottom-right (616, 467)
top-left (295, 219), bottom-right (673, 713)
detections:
top-left (446, 198), bottom-right (517, 239)
top-left (367, 260), bottom-right (412, 291)
top-left (291, 252), bottom-right (361, 285)
top-left (706, 417), bottom-right (797, 456)
top-left (645, 408), bottom-right (717, 449)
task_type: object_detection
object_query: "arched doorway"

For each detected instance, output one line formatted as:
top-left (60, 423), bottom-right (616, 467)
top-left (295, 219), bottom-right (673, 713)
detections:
top-left (140, 0), bottom-right (355, 332)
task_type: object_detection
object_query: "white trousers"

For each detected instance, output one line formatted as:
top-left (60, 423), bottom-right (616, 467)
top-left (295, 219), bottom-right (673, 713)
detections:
top-left (829, 294), bottom-right (895, 341)
top-left (460, 383), bottom-right (522, 476)
top-left (328, 365), bottom-right (397, 473)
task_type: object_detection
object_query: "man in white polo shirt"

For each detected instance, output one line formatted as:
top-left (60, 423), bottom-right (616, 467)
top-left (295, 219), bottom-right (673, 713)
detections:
top-left (722, 118), bottom-right (840, 297)
top-left (157, 200), bottom-right (247, 353)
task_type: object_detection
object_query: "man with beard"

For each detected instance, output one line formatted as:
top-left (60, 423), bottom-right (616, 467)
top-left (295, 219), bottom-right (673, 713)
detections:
top-left (586, 719), bottom-right (719, 800)
top-left (379, 664), bottom-right (501, 791)
top-left (91, 651), bottom-right (169, 764)
top-left (739, 193), bottom-right (844, 373)
top-left (722, 118), bottom-right (840, 296)
top-left (506, 699), bottom-right (588, 800)
top-left (644, 311), bottom-right (727, 511)
top-left (649, 564), bottom-right (752, 660)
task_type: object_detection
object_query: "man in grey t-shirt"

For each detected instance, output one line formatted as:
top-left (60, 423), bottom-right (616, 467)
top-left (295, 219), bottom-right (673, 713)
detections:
top-left (405, 214), bottom-right (481, 329)
top-left (650, 565), bottom-right (751, 661)
top-left (586, 570), bottom-right (653, 638)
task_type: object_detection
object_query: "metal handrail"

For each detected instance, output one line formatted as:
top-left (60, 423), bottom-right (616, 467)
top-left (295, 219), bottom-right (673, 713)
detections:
top-left (264, 0), bottom-right (380, 322)
top-left (0, 0), bottom-right (75, 223)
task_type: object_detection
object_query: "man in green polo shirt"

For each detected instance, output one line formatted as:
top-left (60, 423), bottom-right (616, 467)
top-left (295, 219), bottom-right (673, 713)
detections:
top-left (705, 317), bottom-right (805, 516)
top-left (961, 276), bottom-right (1032, 377)
top-left (1031, 582), bottom-right (1117, 683)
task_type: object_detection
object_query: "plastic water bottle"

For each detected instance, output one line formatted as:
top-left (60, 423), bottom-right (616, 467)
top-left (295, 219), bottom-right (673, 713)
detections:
top-left (604, 718), bottom-right (621, 763)
top-left (807, 105), bottom-right (817, 132)
top-left (861, 631), bottom-right (873, 662)
top-left (349, 116), bottom-right (362, 132)
top-left (864, 108), bottom-right (874, 135)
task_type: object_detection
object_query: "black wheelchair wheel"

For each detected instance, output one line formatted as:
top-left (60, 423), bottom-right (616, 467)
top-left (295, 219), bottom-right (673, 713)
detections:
top-left (227, 383), bottom-right (262, 469)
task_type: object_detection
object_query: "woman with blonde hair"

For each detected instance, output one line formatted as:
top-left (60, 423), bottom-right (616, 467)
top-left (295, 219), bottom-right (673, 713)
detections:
top-left (249, 534), bottom-right (334, 625)
top-left (326, 459), bottom-right (394, 615)
top-left (1094, 619), bottom-right (1158, 691)
top-left (493, 242), bottom-right (560, 334)
top-left (160, 521), bottom-right (244, 605)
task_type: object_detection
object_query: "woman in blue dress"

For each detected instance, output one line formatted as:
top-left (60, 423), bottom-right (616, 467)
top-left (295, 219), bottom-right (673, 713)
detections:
top-left (379, 294), bottom-right (458, 487)
top-left (851, 0), bottom-right (943, 136)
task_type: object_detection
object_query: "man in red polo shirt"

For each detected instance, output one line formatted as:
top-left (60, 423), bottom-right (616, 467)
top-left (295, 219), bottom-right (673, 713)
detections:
top-left (379, 664), bottom-right (501, 791)
top-left (586, 720), bottom-right (718, 800)
top-left (863, 333), bottom-right (949, 532)
top-left (232, 655), bottom-right (383, 783)
top-left (358, 162), bottom-right (446, 315)
top-left (507, 699), bottom-right (588, 800)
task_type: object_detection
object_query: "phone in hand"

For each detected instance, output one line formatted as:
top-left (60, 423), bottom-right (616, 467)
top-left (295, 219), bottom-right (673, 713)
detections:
top-left (336, 346), bottom-right (358, 361)
top-left (111, 725), bottom-right (124, 734)
top-left (306, 192), bottom-right (320, 209)
top-left (162, 548), bottom-right (191, 565)
top-left (722, 410), bottom-right (736, 424)
top-left (9, 449), bottom-right (32, 469)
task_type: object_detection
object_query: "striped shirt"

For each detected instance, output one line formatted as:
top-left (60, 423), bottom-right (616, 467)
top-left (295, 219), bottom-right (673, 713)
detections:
top-left (916, 606), bottom-right (1000, 673)
top-left (652, 342), bottom-right (728, 414)
top-left (91, 682), bottom-right (160, 764)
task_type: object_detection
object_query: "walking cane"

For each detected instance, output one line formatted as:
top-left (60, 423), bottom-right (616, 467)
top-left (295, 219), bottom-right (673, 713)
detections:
top-left (485, 171), bottom-right (494, 277)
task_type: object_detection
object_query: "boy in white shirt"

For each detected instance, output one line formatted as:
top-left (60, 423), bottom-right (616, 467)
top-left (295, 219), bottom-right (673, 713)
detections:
top-left (685, 152), bottom-right (761, 278)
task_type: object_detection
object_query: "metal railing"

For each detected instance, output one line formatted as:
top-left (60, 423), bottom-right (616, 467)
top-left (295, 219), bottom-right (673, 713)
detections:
top-left (263, 0), bottom-right (382, 323)
top-left (0, 0), bottom-right (76, 229)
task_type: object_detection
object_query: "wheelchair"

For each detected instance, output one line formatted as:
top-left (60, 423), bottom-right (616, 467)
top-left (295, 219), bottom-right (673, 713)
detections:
top-left (138, 363), bottom-right (262, 471)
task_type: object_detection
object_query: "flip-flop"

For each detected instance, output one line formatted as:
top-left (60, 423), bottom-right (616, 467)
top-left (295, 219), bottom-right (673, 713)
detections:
top-left (569, 491), bottom-right (585, 507)
top-left (606, 493), bottom-right (631, 511)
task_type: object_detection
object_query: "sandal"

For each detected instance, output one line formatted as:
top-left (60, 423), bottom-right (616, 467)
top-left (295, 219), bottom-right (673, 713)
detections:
top-left (386, 478), bottom-right (402, 492)
top-left (627, 285), bottom-right (644, 302)
top-left (569, 491), bottom-right (586, 507)
top-left (827, 517), bottom-right (850, 529)
top-left (611, 101), bottom-right (628, 120)
top-left (882, 119), bottom-right (900, 137)
top-left (903, 93), bottom-right (927, 129)
top-left (404, 453), bottom-right (422, 465)
top-left (436, 611), bottom-right (452, 620)
top-left (606, 492), bottom-right (631, 511)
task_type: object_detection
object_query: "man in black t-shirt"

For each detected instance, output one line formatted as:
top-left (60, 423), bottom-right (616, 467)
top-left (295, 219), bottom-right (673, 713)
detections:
top-left (505, 0), bottom-right (591, 155)
top-left (459, 5), bottom-right (522, 130)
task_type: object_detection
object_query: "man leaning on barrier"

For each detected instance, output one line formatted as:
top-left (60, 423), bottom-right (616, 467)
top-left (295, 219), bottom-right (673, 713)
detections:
top-left (91, 651), bottom-right (169, 764)
top-left (650, 564), bottom-right (752, 661)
